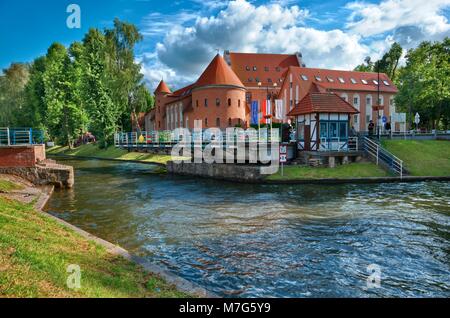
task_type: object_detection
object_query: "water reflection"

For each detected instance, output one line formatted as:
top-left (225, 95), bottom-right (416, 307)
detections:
top-left (46, 159), bottom-right (450, 297)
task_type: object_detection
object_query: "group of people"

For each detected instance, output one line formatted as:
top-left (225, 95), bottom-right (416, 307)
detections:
top-left (368, 120), bottom-right (391, 137)
top-left (349, 120), bottom-right (392, 138)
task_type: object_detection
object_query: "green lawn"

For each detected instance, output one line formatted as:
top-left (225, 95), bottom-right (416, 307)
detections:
top-left (0, 179), bottom-right (24, 192)
top-left (47, 144), bottom-right (177, 165)
top-left (0, 188), bottom-right (189, 298)
top-left (382, 139), bottom-right (450, 176)
top-left (267, 162), bottom-right (389, 180)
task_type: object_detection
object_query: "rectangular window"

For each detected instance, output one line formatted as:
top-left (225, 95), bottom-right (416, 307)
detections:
top-left (297, 122), bottom-right (305, 140)
top-left (330, 122), bottom-right (338, 138)
top-left (339, 122), bottom-right (347, 139)
top-left (353, 97), bottom-right (358, 105)
top-left (204, 99), bottom-right (208, 107)
top-left (320, 122), bottom-right (328, 139)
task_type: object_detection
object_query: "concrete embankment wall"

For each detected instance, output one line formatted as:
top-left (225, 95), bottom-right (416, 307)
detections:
top-left (0, 165), bottom-right (74, 188)
top-left (167, 161), bottom-right (264, 182)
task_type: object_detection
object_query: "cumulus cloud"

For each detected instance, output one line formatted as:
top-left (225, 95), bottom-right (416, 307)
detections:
top-left (139, 0), bottom-right (450, 91)
top-left (346, 0), bottom-right (450, 46)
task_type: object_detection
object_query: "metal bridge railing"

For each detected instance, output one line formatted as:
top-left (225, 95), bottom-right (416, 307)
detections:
top-left (0, 128), bottom-right (44, 146)
top-left (114, 129), bottom-right (281, 148)
top-left (363, 137), bottom-right (403, 178)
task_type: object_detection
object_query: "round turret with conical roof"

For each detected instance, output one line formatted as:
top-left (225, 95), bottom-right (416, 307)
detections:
top-left (191, 54), bottom-right (246, 129)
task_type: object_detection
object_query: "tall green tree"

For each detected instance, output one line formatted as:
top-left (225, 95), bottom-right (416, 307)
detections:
top-left (395, 38), bottom-right (450, 129)
top-left (0, 63), bottom-right (29, 126)
top-left (81, 28), bottom-right (120, 147)
top-left (43, 43), bottom-right (87, 147)
top-left (104, 18), bottom-right (150, 132)
top-left (22, 57), bottom-right (47, 130)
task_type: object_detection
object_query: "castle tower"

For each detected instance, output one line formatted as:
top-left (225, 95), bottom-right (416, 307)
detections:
top-left (154, 79), bottom-right (171, 130)
top-left (191, 54), bottom-right (246, 129)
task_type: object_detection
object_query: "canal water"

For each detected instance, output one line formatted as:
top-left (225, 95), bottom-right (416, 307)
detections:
top-left (45, 159), bottom-right (450, 297)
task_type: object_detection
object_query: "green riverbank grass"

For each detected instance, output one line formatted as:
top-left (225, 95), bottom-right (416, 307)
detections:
top-left (267, 162), bottom-right (389, 181)
top-left (0, 179), bottom-right (24, 192)
top-left (381, 139), bottom-right (450, 176)
top-left (47, 143), bottom-right (174, 165)
top-left (0, 189), bottom-right (189, 297)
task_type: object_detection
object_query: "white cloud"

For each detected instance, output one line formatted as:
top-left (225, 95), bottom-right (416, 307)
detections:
top-left (346, 0), bottom-right (450, 44)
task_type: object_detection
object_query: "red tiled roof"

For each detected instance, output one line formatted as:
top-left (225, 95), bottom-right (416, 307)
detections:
top-left (288, 92), bottom-right (360, 116)
top-left (228, 52), bottom-right (300, 88)
top-left (154, 80), bottom-right (171, 94)
top-left (195, 54), bottom-right (244, 88)
top-left (289, 66), bottom-right (398, 93)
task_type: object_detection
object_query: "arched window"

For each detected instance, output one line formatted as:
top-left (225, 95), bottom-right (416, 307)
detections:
top-left (205, 118), bottom-right (208, 127)
top-left (238, 118), bottom-right (241, 126)
top-left (216, 118), bottom-right (220, 127)
top-left (228, 118), bottom-right (232, 126)
top-left (228, 98), bottom-right (231, 106)
top-left (196, 100), bottom-right (199, 107)
top-left (341, 93), bottom-right (348, 102)
top-left (238, 99), bottom-right (241, 107)
top-left (216, 98), bottom-right (220, 106)
top-left (378, 95), bottom-right (384, 106)
top-left (204, 99), bottom-right (208, 107)
top-left (366, 95), bottom-right (373, 124)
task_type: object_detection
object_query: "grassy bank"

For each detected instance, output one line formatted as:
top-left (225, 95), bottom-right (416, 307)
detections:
top-left (382, 139), bottom-right (450, 176)
top-left (267, 162), bottom-right (389, 181)
top-left (0, 179), bottom-right (24, 192)
top-left (47, 144), bottom-right (174, 165)
top-left (0, 180), bottom-right (189, 297)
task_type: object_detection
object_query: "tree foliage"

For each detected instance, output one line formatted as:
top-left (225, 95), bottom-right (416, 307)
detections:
top-left (0, 19), bottom-right (152, 147)
top-left (354, 39), bottom-right (449, 129)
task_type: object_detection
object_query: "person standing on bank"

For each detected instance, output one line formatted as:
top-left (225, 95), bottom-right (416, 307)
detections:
top-left (368, 120), bottom-right (375, 137)
top-left (385, 121), bottom-right (391, 137)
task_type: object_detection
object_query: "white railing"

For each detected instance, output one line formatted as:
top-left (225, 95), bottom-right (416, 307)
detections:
top-left (363, 137), bottom-right (403, 178)
top-left (114, 129), bottom-right (281, 147)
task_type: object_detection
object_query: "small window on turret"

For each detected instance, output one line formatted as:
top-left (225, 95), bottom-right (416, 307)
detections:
top-left (216, 98), bottom-right (220, 106)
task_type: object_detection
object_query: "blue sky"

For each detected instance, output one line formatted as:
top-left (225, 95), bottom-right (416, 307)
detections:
top-left (1, 0), bottom-right (449, 89)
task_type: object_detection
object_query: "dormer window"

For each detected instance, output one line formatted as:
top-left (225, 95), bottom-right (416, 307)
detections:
top-left (301, 75), bottom-right (308, 81)
top-left (338, 77), bottom-right (345, 83)
top-left (267, 78), bottom-right (272, 82)
top-left (245, 66), bottom-right (250, 71)
top-left (255, 77), bottom-right (260, 82)
top-left (383, 80), bottom-right (390, 86)
top-left (350, 78), bottom-right (357, 84)
top-left (373, 80), bottom-right (379, 85)
top-left (315, 75), bottom-right (322, 81)
top-left (253, 66), bottom-right (257, 71)
top-left (327, 76), bottom-right (334, 82)
top-left (361, 79), bottom-right (368, 84)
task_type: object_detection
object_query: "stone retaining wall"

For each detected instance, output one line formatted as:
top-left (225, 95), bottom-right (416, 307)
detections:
top-left (167, 161), bottom-right (264, 182)
top-left (0, 164), bottom-right (74, 188)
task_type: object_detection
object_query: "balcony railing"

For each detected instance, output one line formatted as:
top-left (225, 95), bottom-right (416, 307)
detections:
top-left (0, 128), bottom-right (44, 146)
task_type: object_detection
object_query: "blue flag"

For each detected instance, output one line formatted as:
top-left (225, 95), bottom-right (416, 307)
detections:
top-left (251, 100), bottom-right (259, 125)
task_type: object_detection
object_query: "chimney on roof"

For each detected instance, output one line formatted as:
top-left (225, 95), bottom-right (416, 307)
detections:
top-left (295, 51), bottom-right (304, 68)
top-left (223, 50), bottom-right (231, 66)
